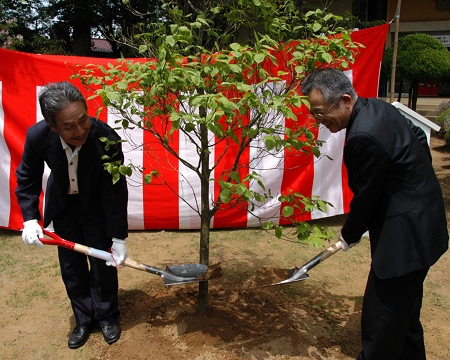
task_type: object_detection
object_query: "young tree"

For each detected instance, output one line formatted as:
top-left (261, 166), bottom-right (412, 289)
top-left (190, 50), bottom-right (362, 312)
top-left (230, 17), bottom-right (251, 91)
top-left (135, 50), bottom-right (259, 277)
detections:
top-left (381, 33), bottom-right (450, 110)
top-left (77, 0), bottom-right (361, 312)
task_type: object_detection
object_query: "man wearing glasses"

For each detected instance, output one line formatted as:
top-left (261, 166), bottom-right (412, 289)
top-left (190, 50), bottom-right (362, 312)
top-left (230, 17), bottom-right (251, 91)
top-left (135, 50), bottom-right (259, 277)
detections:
top-left (302, 68), bottom-right (448, 360)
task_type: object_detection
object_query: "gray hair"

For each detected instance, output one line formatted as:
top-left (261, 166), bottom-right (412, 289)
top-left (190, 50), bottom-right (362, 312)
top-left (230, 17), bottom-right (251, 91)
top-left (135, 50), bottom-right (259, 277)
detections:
top-left (38, 81), bottom-right (87, 127)
top-left (301, 68), bottom-right (357, 103)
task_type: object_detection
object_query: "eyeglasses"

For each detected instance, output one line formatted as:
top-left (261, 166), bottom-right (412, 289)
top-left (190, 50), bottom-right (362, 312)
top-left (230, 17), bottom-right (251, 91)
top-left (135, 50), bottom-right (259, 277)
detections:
top-left (307, 96), bottom-right (341, 120)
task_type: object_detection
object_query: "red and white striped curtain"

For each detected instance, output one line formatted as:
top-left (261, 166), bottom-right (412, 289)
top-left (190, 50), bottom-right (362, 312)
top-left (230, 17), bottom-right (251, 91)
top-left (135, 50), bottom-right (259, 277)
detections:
top-left (0, 24), bottom-right (389, 231)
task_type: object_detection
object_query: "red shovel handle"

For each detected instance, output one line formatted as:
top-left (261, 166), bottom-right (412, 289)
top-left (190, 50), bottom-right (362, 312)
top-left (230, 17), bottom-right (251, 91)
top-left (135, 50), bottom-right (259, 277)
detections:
top-left (41, 230), bottom-right (76, 250)
top-left (40, 230), bottom-right (112, 261)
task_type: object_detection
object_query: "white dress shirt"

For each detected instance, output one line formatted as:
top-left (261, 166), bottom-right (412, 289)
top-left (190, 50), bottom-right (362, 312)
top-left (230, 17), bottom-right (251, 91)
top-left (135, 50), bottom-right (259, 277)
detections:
top-left (60, 138), bottom-right (81, 195)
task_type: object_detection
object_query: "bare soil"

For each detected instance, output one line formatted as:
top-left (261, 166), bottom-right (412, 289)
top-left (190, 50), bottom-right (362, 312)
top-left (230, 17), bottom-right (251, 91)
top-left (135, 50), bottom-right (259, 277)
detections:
top-left (1, 137), bottom-right (449, 360)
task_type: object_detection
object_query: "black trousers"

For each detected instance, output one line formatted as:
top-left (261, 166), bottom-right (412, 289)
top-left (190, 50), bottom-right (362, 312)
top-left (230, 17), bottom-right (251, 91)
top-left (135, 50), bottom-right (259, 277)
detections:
top-left (53, 195), bottom-right (120, 328)
top-left (357, 266), bottom-right (429, 360)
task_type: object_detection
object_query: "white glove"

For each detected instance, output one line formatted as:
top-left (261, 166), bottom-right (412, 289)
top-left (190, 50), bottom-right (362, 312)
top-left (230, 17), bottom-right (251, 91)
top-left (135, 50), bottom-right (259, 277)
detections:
top-left (339, 232), bottom-right (360, 251)
top-left (22, 219), bottom-right (44, 248)
top-left (106, 238), bottom-right (128, 267)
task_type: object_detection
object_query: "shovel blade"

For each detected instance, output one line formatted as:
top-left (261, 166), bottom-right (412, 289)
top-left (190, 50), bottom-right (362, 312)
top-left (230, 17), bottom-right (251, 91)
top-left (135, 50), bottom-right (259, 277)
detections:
top-left (166, 263), bottom-right (208, 277)
top-left (162, 276), bottom-right (202, 286)
top-left (162, 263), bottom-right (208, 286)
top-left (264, 267), bottom-right (310, 287)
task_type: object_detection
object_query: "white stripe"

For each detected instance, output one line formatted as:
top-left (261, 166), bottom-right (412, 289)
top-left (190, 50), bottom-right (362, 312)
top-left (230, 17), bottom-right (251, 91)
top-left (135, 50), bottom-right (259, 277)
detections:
top-left (178, 132), bottom-right (202, 229)
top-left (178, 128), bottom-right (216, 230)
top-left (0, 81), bottom-right (11, 227)
top-left (344, 69), bottom-right (353, 84)
top-left (107, 111), bottom-right (145, 230)
top-left (311, 69), bottom-right (353, 219)
top-left (177, 98), bottom-right (215, 229)
top-left (311, 129), bottom-right (345, 219)
top-left (247, 82), bottom-right (285, 227)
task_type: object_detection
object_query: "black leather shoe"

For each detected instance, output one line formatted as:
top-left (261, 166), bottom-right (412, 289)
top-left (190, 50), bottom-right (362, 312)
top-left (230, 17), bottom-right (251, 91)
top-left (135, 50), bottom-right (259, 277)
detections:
top-left (100, 323), bottom-right (121, 344)
top-left (68, 326), bottom-right (91, 349)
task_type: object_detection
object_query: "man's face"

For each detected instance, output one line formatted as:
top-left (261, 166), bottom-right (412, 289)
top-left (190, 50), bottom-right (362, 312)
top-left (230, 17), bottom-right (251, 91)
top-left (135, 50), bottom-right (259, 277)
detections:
top-left (49, 100), bottom-right (91, 147)
top-left (306, 88), bottom-right (352, 133)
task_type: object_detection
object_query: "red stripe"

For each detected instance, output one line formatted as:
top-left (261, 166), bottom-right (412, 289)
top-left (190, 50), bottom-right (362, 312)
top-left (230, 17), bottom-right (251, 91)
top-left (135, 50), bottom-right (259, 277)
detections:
top-left (279, 108), bottom-right (318, 225)
top-left (350, 24), bottom-right (389, 98)
top-left (2, 50), bottom-right (42, 229)
top-left (142, 110), bottom-right (180, 229)
top-left (212, 98), bottom-right (251, 229)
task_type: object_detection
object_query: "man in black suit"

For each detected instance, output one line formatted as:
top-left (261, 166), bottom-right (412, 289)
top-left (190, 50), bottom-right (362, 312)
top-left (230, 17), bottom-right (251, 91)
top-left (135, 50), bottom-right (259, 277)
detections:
top-left (302, 68), bottom-right (448, 360)
top-left (16, 81), bottom-right (129, 349)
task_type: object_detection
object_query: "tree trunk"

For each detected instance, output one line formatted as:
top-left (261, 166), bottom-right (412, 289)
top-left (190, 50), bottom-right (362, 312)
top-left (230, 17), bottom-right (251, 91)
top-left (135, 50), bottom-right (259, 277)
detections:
top-left (197, 106), bottom-right (211, 313)
top-left (72, 0), bottom-right (92, 56)
top-left (198, 214), bottom-right (210, 313)
top-left (408, 85), bottom-right (412, 109)
top-left (411, 81), bottom-right (419, 111)
top-left (397, 80), bottom-right (403, 102)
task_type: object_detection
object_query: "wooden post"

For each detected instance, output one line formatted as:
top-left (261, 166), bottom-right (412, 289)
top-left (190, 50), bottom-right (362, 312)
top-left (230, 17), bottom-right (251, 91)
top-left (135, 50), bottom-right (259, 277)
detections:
top-left (389, 0), bottom-right (402, 103)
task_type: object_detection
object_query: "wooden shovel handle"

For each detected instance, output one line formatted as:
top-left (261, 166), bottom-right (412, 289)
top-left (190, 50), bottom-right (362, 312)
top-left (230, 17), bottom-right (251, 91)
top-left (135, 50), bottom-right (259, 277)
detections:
top-left (321, 240), bottom-right (343, 261)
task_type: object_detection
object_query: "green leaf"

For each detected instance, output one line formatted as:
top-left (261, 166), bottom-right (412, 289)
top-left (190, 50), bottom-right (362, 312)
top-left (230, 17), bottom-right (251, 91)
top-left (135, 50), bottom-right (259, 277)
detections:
top-left (282, 206), bottom-right (294, 218)
top-left (275, 225), bottom-right (283, 238)
top-left (166, 35), bottom-right (176, 47)
top-left (106, 92), bottom-right (121, 103)
top-left (208, 123), bottom-right (224, 137)
top-left (117, 81), bottom-right (127, 90)
top-left (220, 188), bottom-right (232, 203)
top-left (236, 183), bottom-right (247, 195)
top-left (144, 174), bottom-right (152, 184)
top-left (311, 147), bottom-right (321, 158)
top-left (230, 171), bottom-right (240, 183)
top-left (119, 165), bottom-right (132, 176)
top-left (296, 222), bottom-right (310, 234)
top-left (229, 64), bottom-right (241, 73)
top-left (312, 23), bottom-right (322, 32)
top-left (322, 52), bottom-right (333, 63)
top-left (264, 136), bottom-right (276, 151)
top-left (254, 193), bottom-right (265, 202)
top-left (254, 53), bottom-right (265, 64)
top-left (230, 43), bottom-right (241, 51)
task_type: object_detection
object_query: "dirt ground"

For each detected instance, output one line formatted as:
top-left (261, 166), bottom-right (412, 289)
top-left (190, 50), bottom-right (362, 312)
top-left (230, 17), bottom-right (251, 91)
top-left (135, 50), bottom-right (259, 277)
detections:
top-left (1, 137), bottom-right (449, 360)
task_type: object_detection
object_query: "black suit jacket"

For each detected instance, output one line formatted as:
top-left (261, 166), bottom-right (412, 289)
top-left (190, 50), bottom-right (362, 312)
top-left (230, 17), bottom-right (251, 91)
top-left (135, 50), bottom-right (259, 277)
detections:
top-left (16, 117), bottom-right (128, 239)
top-left (341, 97), bottom-right (448, 279)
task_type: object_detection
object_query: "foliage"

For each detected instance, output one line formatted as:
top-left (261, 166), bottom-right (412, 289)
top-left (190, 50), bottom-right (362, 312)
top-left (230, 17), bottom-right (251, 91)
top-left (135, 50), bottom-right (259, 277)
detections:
top-left (126, 0), bottom-right (351, 54)
top-left (381, 33), bottom-right (450, 110)
top-left (381, 33), bottom-right (450, 82)
top-left (0, 0), bottom-right (68, 54)
top-left (436, 99), bottom-right (450, 115)
top-left (0, 17), bottom-right (22, 49)
top-left (435, 99), bottom-right (450, 148)
top-left (0, 0), bottom-right (157, 55)
top-left (435, 108), bottom-right (450, 147)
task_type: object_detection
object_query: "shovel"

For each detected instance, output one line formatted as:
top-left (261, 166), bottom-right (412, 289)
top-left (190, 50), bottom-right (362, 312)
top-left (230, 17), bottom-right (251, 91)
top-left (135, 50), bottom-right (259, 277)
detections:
top-left (264, 240), bottom-right (342, 286)
top-left (40, 230), bottom-right (222, 286)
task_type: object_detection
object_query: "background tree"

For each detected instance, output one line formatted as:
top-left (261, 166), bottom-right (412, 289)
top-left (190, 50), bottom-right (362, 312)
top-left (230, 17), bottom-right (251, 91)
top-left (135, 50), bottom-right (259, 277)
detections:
top-left (77, 0), bottom-right (361, 312)
top-left (0, 17), bottom-right (23, 49)
top-left (381, 33), bottom-right (450, 110)
top-left (0, 0), bottom-right (67, 54)
top-left (0, 0), bottom-right (158, 55)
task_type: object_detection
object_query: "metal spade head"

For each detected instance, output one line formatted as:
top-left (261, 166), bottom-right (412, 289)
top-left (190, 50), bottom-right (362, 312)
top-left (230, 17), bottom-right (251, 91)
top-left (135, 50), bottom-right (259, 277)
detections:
top-left (263, 266), bottom-right (310, 287)
top-left (163, 263), bottom-right (208, 286)
top-left (166, 263), bottom-right (208, 277)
